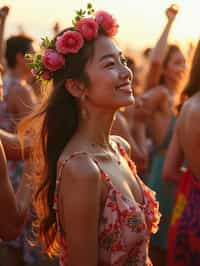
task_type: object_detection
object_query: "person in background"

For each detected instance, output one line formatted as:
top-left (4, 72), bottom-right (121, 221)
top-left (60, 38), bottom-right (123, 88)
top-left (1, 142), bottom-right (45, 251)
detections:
top-left (134, 4), bottom-right (188, 265)
top-left (163, 40), bottom-right (200, 266)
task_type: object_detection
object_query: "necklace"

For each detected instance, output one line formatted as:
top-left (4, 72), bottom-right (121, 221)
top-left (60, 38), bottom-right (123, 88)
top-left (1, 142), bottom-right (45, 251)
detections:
top-left (91, 141), bottom-right (121, 165)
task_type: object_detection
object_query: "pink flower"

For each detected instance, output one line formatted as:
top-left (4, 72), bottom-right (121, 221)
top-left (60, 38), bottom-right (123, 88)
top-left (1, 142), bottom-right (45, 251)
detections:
top-left (55, 31), bottom-right (84, 54)
top-left (95, 11), bottom-right (118, 37)
top-left (42, 71), bottom-right (52, 80)
top-left (75, 18), bottom-right (99, 41)
top-left (42, 49), bottom-right (65, 72)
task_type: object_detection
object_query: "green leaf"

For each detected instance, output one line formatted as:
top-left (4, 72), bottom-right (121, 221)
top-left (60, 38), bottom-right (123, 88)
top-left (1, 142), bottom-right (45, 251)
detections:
top-left (87, 3), bottom-right (92, 9)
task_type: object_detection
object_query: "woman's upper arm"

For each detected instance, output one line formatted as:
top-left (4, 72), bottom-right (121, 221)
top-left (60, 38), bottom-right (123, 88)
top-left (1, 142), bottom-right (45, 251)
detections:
top-left (59, 155), bottom-right (102, 266)
top-left (163, 121), bottom-right (184, 181)
top-left (145, 61), bottom-right (162, 90)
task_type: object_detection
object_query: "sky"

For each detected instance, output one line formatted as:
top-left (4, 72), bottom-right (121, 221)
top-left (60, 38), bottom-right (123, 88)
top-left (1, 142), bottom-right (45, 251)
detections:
top-left (1, 0), bottom-right (199, 51)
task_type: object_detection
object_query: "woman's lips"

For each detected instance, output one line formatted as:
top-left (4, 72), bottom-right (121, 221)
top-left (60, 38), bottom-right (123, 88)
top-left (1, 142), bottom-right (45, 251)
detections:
top-left (117, 83), bottom-right (132, 93)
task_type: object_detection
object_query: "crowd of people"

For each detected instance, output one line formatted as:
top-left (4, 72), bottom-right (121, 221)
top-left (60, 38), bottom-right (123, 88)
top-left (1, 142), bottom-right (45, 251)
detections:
top-left (0, 3), bottom-right (199, 266)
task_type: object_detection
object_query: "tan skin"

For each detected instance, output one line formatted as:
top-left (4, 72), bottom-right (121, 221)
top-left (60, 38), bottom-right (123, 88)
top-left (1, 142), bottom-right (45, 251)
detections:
top-left (57, 35), bottom-right (145, 266)
top-left (163, 92), bottom-right (200, 182)
top-left (0, 139), bottom-right (32, 240)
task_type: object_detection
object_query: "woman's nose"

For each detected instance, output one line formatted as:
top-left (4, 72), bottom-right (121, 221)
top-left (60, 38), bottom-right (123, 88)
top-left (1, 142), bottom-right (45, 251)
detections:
top-left (120, 65), bottom-right (132, 81)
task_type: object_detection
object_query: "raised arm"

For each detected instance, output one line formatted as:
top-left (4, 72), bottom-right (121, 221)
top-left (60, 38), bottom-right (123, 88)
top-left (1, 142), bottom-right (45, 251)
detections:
top-left (145, 4), bottom-right (179, 90)
top-left (0, 6), bottom-right (9, 65)
top-left (59, 155), bottom-right (102, 266)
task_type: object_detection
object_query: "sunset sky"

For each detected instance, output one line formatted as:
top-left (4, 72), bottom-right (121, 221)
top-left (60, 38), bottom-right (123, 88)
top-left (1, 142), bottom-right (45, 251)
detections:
top-left (1, 0), bottom-right (199, 51)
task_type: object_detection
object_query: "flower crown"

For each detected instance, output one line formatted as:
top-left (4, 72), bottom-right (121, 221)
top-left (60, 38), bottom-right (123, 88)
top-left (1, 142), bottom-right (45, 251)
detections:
top-left (27, 3), bottom-right (119, 82)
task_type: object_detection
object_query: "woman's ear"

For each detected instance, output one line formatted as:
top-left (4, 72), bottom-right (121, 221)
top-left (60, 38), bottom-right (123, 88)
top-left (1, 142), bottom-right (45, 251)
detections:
top-left (64, 79), bottom-right (84, 98)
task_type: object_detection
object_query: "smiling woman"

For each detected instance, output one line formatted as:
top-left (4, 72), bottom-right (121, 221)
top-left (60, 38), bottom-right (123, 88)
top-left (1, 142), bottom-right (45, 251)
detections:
top-left (18, 4), bottom-right (160, 266)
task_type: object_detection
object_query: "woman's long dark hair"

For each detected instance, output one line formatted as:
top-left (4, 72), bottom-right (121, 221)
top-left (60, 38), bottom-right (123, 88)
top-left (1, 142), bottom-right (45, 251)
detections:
top-left (183, 40), bottom-right (200, 98)
top-left (20, 28), bottom-right (97, 256)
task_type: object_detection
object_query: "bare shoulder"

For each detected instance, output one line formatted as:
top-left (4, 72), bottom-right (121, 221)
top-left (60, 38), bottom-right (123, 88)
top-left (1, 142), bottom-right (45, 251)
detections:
top-left (59, 153), bottom-right (102, 195)
top-left (180, 94), bottom-right (200, 121)
top-left (111, 135), bottom-right (131, 155)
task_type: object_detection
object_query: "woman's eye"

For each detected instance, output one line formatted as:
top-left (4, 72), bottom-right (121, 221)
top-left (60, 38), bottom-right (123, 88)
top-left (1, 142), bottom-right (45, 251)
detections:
top-left (105, 61), bottom-right (115, 67)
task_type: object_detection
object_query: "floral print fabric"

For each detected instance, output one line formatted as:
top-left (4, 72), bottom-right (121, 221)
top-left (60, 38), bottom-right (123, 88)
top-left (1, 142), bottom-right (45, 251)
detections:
top-left (54, 143), bottom-right (160, 266)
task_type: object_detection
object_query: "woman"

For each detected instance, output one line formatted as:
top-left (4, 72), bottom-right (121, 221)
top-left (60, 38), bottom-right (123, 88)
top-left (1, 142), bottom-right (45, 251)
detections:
top-left (135, 4), bottom-right (187, 266)
top-left (163, 40), bottom-right (200, 266)
top-left (22, 6), bottom-right (160, 266)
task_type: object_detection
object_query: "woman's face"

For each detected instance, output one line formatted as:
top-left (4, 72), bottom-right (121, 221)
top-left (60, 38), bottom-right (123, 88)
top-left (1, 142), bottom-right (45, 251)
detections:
top-left (84, 35), bottom-right (134, 110)
top-left (164, 50), bottom-right (187, 85)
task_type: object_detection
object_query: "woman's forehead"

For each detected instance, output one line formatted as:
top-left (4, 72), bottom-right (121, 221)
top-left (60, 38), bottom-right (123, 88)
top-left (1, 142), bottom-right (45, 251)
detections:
top-left (93, 36), bottom-right (121, 61)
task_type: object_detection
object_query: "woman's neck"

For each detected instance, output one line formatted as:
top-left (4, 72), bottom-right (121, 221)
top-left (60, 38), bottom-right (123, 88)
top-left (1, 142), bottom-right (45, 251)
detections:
top-left (77, 109), bottom-right (115, 148)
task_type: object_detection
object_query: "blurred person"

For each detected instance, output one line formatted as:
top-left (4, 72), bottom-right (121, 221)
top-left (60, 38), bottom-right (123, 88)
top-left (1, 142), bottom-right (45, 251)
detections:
top-left (20, 6), bottom-right (160, 265)
top-left (145, 4), bottom-right (187, 92)
top-left (163, 40), bottom-right (200, 266)
top-left (0, 34), bottom-right (39, 266)
top-left (136, 4), bottom-right (188, 266)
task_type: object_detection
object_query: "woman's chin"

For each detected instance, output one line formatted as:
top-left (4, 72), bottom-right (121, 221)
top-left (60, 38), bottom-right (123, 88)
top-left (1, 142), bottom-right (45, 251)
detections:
top-left (122, 95), bottom-right (135, 107)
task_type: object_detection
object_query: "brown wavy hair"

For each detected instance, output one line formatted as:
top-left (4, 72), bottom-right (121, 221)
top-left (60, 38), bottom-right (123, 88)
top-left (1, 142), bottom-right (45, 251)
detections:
top-left (160, 44), bottom-right (183, 85)
top-left (19, 28), bottom-right (102, 257)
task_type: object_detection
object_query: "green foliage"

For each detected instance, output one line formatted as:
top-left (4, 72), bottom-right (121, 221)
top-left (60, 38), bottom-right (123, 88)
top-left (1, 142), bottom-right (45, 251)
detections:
top-left (72, 2), bottom-right (95, 26)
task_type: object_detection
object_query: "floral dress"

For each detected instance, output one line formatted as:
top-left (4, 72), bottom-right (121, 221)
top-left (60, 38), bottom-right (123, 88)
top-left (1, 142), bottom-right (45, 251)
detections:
top-left (53, 142), bottom-right (161, 266)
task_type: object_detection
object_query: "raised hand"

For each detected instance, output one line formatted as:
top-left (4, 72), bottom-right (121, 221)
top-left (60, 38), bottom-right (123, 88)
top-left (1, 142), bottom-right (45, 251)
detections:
top-left (0, 6), bottom-right (9, 22)
top-left (166, 4), bottom-right (179, 22)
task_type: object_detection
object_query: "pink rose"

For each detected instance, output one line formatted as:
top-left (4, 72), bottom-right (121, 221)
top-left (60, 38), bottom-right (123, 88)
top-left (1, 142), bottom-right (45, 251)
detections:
top-left (55, 31), bottom-right (84, 54)
top-left (76, 18), bottom-right (99, 41)
top-left (42, 71), bottom-right (52, 80)
top-left (95, 11), bottom-right (118, 37)
top-left (42, 49), bottom-right (65, 72)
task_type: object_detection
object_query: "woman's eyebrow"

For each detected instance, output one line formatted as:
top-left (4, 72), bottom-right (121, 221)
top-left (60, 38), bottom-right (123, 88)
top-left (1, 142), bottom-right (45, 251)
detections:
top-left (99, 51), bottom-right (122, 62)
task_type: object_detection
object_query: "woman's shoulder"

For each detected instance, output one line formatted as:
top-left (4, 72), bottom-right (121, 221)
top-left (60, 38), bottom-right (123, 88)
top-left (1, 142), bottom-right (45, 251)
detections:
top-left (58, 151), bottom-right (102, 187)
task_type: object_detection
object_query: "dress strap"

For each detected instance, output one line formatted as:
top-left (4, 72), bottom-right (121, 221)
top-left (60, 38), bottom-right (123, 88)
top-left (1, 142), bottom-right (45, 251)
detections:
top-left (113, 140), bottom-right (137, 175)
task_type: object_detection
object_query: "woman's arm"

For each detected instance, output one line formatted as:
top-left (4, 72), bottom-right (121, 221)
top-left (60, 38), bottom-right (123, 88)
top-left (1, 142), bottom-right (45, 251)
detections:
top-left (0, 140), bottom-right (32, 240)
top-left (145, 4), bottom-right (179, 90)
top-left (59, 155), bottom-right (102, 266)
top-left (0, 128), bottom-right (31, 160)
top-left (162, 121), bottom-right (184, 183)
top-left (0, 6), bottom-right (9, 65)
